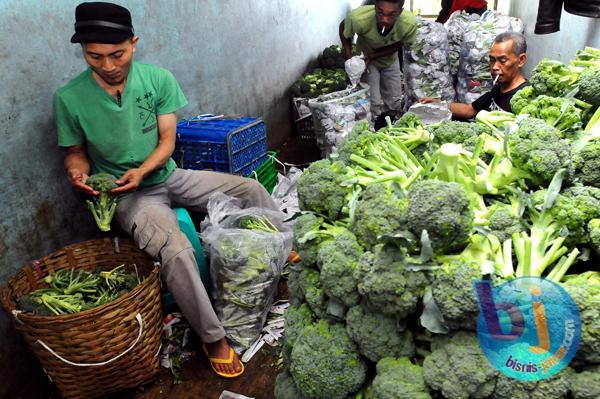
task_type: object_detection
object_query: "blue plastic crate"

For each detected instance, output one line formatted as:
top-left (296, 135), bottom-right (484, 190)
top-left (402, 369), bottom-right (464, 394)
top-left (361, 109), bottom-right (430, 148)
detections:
top-left (174, 117), bottom-right (268, 176)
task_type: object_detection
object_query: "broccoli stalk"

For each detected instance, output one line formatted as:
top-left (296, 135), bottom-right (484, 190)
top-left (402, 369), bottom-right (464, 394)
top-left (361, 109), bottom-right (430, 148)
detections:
top-left (85, 172), bottom-right (119, 232)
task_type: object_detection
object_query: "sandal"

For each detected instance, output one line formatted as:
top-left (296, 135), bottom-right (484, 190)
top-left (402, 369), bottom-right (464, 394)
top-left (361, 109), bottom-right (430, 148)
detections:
top-left (202, 343), bottom-right (245, 378)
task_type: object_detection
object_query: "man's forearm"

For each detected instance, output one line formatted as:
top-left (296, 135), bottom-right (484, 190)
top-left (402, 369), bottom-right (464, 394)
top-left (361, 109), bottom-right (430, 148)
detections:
top-left (339, 21), bottom-right (353, 59)
top-left (450, 102), bottom-right (477, 119)
top-left (64, 147), bottom-right (90, 175)
top-left (139, 113), bottom-right (177, 178)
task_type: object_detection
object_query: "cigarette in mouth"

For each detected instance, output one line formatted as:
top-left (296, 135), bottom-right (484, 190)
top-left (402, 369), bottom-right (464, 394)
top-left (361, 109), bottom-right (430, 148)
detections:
top-left (493, 75), bottom-right (499, 85)
top-left (381, 26), bottom-right (385, 34)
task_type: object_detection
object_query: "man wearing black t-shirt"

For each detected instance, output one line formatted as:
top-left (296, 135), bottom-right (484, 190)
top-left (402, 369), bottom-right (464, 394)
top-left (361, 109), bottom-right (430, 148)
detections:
top-left (420, 31), bottom-right (528, 119)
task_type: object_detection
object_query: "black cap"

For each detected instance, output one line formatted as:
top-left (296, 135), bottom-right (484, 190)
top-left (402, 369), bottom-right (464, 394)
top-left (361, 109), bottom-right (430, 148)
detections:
top-left (71, 2), bottom-right (134, 44)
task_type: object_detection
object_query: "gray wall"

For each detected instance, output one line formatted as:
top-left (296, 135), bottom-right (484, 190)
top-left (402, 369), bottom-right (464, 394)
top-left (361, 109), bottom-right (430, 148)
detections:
top-left (0, 0), bottom-right (351, 396)
top-left (509, 2), bottom-right (600, 75)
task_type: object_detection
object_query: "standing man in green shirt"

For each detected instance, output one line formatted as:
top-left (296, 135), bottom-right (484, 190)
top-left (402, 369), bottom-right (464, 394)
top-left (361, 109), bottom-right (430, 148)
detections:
top-left (340, 0), bottom-right (418, 117)
top-left (54, 1), bottom-right (277, 379)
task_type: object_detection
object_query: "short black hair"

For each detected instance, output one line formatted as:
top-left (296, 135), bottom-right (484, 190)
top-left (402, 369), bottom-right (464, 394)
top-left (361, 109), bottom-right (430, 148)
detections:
top-left (494, 32), bottom-right (527, 55)
top-left (375, 0), bottom-right (405, 5)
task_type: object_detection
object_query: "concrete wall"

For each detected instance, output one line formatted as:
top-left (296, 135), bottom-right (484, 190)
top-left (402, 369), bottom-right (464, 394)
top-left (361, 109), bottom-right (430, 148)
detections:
top-left (509, 2), bottom-right (600, 75)
top-left (0, 0), bottom-right (352, 396)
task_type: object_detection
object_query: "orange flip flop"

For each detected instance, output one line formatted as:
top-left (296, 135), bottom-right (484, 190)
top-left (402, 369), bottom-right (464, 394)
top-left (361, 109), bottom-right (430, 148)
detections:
top-left (202, 344), bottom-right (245, 378)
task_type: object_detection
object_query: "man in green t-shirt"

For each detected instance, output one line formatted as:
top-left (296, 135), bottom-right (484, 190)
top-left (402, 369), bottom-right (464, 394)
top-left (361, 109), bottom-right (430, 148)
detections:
top-left (54, 2), bottom-right (277, 379)
top-left (340, 0), bottom-right (417, 117)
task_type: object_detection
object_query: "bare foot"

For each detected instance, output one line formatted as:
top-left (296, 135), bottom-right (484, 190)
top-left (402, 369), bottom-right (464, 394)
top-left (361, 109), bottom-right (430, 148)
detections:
top-left (204, 338), bottom-right (243, 375)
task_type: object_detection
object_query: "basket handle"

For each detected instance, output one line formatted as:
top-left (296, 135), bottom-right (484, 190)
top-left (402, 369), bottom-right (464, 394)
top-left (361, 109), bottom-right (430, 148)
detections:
top-left (35, 313), bottom-right (144, 367)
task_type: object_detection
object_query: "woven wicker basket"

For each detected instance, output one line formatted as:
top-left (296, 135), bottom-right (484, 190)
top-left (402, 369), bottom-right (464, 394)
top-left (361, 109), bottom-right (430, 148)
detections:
top-left (1, 238), bottom-right (163, 399)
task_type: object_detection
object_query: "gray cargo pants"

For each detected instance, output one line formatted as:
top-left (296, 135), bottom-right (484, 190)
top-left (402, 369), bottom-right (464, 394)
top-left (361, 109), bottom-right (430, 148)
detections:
top-left (115, 168), bottom-right (279, 343)
top-left (363, 58), bottom-right (404, 117)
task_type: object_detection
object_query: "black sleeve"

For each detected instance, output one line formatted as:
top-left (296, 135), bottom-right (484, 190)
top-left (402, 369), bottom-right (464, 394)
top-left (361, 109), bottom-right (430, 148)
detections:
top-left (535, 0), bottom-right (564, 34)
top-left (436, 0), bottom-right (453, 23)
top-left (471, 90), bottom-right (494, 112)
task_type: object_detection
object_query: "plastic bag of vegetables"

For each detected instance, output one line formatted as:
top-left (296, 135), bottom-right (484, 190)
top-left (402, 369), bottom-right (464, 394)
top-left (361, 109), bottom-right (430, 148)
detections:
top-left (403, 17), bottom-right (455, 103)
top-left (199, 193), bottom-right (293, 351)
top-left (456, 10), bottom-right (523, 104)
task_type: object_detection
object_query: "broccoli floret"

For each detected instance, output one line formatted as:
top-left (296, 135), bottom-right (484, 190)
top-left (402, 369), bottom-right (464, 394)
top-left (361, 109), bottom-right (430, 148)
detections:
top-left (407, 180), bottom-right (474, 253)
top-left (297, 159), bottom-right (352, 220)
top-left (429, 120), bottom-right (483, 153)
top-left (485, 196), bottom-right (526, 242)
top-left (297, 268), bottom-right (327, 319)
top-left (562, 272), bottom-right (600, 364)
top-left (507, 118), bottom-right (571, 186)
top-left (290, 320), bottom-right (367, 399)
top-left (431, 258), bottom-right (483, 331)
top-left (517, 95), bottom-right (583, 136)
top-left (532, 186), bottom-right (600, 246)
top-left (293, 213), bottom-right (325, 266)
top-left (345, 303), bottom-right (415, 362)
top-left (589, 219), bottom-right (600, 255)
top-left (282, 303), bottom-right (315, 364)
top-left (350, 183), bottom-right (409, 250)
top-left (571, 139), bottom-right (600, 187)
top-left (423, 331), bottom-right (498, 399)
top-left (356, 244), bottom-right (429, 318)
top-left (570, 366), bottom-right (600, 399)
top-left (577, 66), bottom-right (600, 106)
top-left (367, 357), bottom-right (431, 399)
top-left (510, 85), bottom-right (538, 114)
top-left (287, 266), bottom-right (304, 307)
top-left (530, 59), bottom-right (579, 97)
top-left (274, 370), bottom-right (308, 399)
top-left (85, 172), bottom-right (119, 232)
top-left (493, 368), bottom-right (571, 399)
top-left (318, 227), bottom-right (364, 307)
top-left (336, 120), bottom-right (372, 165)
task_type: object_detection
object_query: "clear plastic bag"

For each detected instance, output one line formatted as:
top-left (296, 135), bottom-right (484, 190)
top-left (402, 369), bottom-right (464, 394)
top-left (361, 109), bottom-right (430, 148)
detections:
top-left (403, 17), bottom-right (455, 103)
top-left (344, 55), bottom-right (366, 87)
top-left (308, 83), bottom-right (371, 156)
top-left (456, 11), bottom-right (523, 104)
top-left (199, 193), bottom-right (293, 351)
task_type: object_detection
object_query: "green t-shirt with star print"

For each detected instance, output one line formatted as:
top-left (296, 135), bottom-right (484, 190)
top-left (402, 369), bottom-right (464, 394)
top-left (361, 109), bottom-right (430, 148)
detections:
top-left (53, 62), bottom-right (188, 187)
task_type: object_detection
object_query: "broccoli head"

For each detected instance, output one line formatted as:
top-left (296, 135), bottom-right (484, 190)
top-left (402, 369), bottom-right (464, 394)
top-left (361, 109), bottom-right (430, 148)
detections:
top-left (562, 272), bottom-right (600, 364)
top-left (531, 186), bottom-right (600, 246)
top-left (85, 172), bottom-right (119, 232)
top-left (570, 366), bottom-right (600, 399)
top-left (407, 180), bottom-right (474, 253)
top-left (318, 227), bottom-right (364, 307)
top-left (297, 159), bottom-right (351, 220)
top-left (510, 85), bottom-right (538, 114)
top-left (282, 303), bottom-right (315, 364)
top-left (493, 368), bottom-right (571, 399)
top-left (345, 302), bottom-right (415, 362)
top-left (429, 120), bottom-right (483, 153)
top-left (507, 118), bottom-right (571, 186)
top-left (292, 212), bottom-right (325, 266)
top-left (577, 66), bottom-right (600, 106)
top-left (367, 357), bottom-right (431, 399)
top-left (588, 218), bottom-right (600, 256)
top-left (530, 59), bottom-right (579, 97)
top-left (290, 320), bottom-right (367, 399)
top-left (335, 120), bottom-right (372, 165)
top-left (423, 331), bottom-right (498, 399)
top-left (350, 182), bottom-right (409, 250)
top-left (431, 259), bottom-right (483, 331)
top-left (274, 370), bottom-right (308, 399)
top-left (571, 138), bottom-right (600, 187)
top-left (356, 244), bottom-right (429, 318)
top-left (516, 95), bottom-right (583, 136)
top-left (297, 267), bottom-right (328, 319)
top-left (485, 197), bottom-right (526, 242)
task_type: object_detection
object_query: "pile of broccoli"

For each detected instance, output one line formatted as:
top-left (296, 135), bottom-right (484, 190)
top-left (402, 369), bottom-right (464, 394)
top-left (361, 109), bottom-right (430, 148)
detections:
top-left (277, 48), bottom-right (600, 399)
top-left (291, 68), bottom-right (348, 98)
